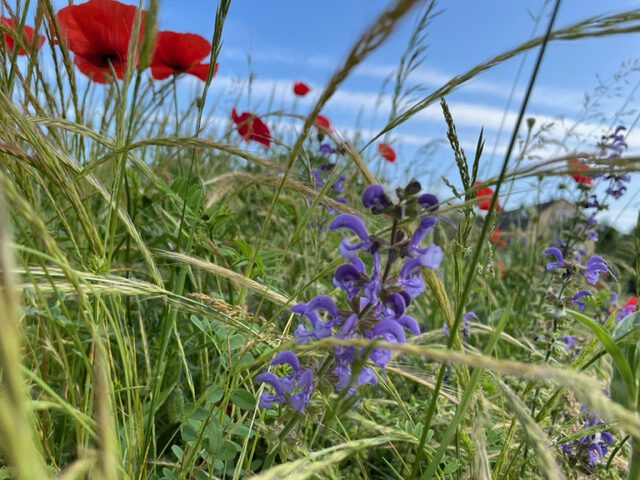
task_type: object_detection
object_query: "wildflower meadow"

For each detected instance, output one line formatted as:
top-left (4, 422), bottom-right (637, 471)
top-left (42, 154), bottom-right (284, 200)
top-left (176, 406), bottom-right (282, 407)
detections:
top-left (2, 0), bottom-right (640, 479)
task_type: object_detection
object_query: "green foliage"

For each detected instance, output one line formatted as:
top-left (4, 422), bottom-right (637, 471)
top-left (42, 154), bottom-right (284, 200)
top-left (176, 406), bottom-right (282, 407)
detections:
top-left (0, 1), bottom-right (639, 479)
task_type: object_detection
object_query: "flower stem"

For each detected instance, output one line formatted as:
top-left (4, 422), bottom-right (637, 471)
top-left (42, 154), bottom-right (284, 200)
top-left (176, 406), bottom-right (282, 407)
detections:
top-left (629, 439), bottom-right (640, 480)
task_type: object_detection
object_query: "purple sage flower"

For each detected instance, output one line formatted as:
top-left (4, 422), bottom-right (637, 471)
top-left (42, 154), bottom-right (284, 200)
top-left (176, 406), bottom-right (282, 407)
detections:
top-left (292, 296), bottom-right (343, 343)
top-left (572, 290), bottom-right (592, 311)
top-left (444, 312), bottom-right (476, 339)
top-left (543, 247), bottom-right (566, 271)
top-left (583, 256), bottom-right (609, 285)
top-left (398, 245), bottom-right (444, 299)
top-left (362, 184), bottom-right (392, 213)
top-left (255, 351), bottom-right (316, 412)
top-left (408, 217), bottom-right (438, 257)
top-left (319, 143), bottom-right (334, 156)
top-left (263, 184), bottom-right (446, 411)
top-left (418, 193), bottom-right (439, 211)
top-left (330, 214), bottom-right (375, 260)
top-left (561, 411), bottom-right (615, 468)
top-left (586, 230), bottom-right (599, 241)
top-left (561, 335), bottom-right (577, 352)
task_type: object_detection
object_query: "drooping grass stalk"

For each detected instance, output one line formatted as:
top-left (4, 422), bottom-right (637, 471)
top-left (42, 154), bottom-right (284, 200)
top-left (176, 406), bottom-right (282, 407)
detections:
top-left (410, 1), bottom-right (562, 476)
top-left (365, 8), bottom-right (640, 149)
top-left (239, 0), bottom-right (423, 305)
top-left (0, 181), bottom-right (51, 479)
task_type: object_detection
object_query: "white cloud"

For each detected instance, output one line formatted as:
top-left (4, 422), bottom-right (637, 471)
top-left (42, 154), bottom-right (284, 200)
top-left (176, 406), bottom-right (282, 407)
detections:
top-left (178, 72), bottom-right (639, 231)
top-left (206, 73), bottom-right (640, 153)
top-left (219, 47), bottom-right (585, 112)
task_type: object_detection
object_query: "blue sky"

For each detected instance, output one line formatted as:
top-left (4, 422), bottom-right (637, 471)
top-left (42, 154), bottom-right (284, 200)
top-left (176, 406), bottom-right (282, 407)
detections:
top-left (45, 1), bottom-right (640, 230)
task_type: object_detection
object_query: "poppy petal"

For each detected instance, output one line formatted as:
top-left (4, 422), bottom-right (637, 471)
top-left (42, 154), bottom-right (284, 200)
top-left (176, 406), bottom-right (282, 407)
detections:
top-left (150, 65), bottom-right (174, 80)
top-left (1, 18), bottom-right (45, 55)
top-left (231, 109), bottom-right (271, 148)
top-left (188, 63), bottom-right (218, 81)
top-left (74, 55), bottom-right (112, 83)
top-left (314, 114), bottom-right (331, 131)
top-left (250, 116), bottom-right (271, 148)
top-left (151, 31), bottom-right (211, 72)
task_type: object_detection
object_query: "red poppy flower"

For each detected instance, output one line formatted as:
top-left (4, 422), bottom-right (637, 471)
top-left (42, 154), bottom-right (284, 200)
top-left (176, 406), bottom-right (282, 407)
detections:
top-left (293, 81), bottom-right (310, 96)
top-left (569, 159), bottom-right (593, 187)
top-left (624, 297), bottom-right (637, 311)
top-left (1, 18), bottom-right (44, 55)
top-left (616, 296), bottom-right (638, 319)
top-left (377, 143), bottom-right (397, 163)
top-left (151, 31), bottom-right (218, 81)
top-left (231, 108), bottom-right (271, 149)
top-left (56, 0), bottom-right (146, 84)
top-left (491, 229), bottom-right (507, 249)
top-left (474, 182), bottom-right (500, 211)
top-left (314, 114), bottom-right (331, 132)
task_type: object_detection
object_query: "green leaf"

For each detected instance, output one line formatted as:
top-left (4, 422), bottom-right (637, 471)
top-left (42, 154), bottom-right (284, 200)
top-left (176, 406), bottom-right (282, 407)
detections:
top-left (217, 439), bottom-right (241, 461)
top-left (235, 239), bottom-right (265, 277)
top-left (613, 311), bottom-right (640, 343)
top-left (206, 385), bottom-right (224, 404)
top-left (611, 311), bottom-right (640, 409)
top-left (181, 419), bottom-right (199, 442)
top-left (443, 460), bottom-right (461, 474)
top-left (170, 176), bottom-right (204, 211)
top-left (171, 445), bottom-right (184, 461)
top-left (228, 334), bottom-right (246, 351)
top-left (206, 423), bottom-right (223, 456)
top-left (230, 389), bottom-right (256, 410)
top-left (166, 388), bottom-right (185, 424)
top-left (568, 309), bottom-right (636, 405)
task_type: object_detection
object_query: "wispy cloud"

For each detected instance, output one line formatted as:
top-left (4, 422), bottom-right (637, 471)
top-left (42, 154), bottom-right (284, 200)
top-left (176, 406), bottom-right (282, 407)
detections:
top-left (219, 46), bottom-right (585, 112)
top-left (208, 74), bottom-right (640, 152)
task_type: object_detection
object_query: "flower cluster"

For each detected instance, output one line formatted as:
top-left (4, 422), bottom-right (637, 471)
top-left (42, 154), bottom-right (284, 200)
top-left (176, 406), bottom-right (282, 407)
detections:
top-left (600, 126), bottom-right (631, 199)
top-left (561, 410), bottom-right (614, 470)
top-left (577, 125), bottom-right (630, 240)
top-left (11, 3), bottom-right (376, 158)
top-left (55, 0), bottom-right (218, 84)
top-left (25, 1), bottom-right (332, 152)
top-left (545, 125), bottom-right (632, 332)
top-left (543, 248), bottom-right (609, 286)
top-left (256, 181), bottom-right (444, 410)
